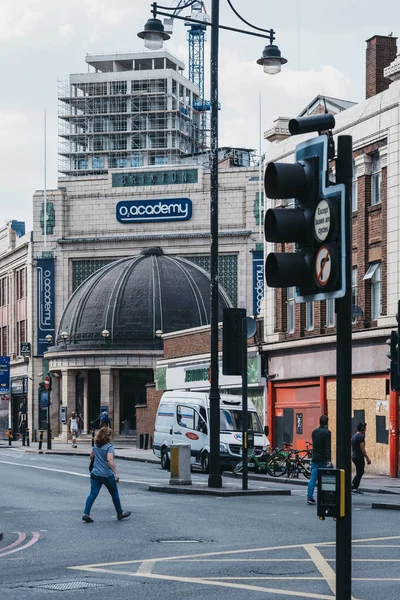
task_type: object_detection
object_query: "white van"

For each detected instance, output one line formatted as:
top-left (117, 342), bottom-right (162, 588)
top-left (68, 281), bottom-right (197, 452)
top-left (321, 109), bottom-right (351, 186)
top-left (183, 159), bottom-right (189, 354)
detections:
top-left (153, 391), bottom-right (270, 472)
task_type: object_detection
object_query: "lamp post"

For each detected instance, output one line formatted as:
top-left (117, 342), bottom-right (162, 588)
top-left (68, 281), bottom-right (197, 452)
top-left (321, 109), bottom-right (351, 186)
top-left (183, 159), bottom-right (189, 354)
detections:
top-left (45, 334), bottom-right (53, 450)
top-left (139, 0), bottom-right (286, 488)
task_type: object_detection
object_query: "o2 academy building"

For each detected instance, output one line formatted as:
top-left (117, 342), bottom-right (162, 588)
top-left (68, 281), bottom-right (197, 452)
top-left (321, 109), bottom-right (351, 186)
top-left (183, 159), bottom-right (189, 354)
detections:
top-left (33, 159), bottom-right (265, 440)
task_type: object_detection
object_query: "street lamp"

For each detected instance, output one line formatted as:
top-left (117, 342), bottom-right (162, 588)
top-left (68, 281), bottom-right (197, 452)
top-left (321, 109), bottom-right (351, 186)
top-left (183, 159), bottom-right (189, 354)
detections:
top-left (45, 334), bottom-right (53, 344)
top-left (101, 329), bottom-right (110, 340)
top-left (139, 0), bottom-right (286, 488)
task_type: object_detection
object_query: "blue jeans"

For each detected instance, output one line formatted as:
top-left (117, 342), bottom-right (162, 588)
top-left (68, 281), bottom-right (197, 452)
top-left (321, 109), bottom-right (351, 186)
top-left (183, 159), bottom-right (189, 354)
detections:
top-left (307, 460), bottom-right (328, 501)
top-left (84, 474), bottom-right (123, 517)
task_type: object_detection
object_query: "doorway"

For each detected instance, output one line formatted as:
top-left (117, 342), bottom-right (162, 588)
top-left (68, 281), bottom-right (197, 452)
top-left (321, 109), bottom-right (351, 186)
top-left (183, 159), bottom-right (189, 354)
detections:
top-left (88, 370), bottom-right (100, 429)
top-left (119, 369), bottom-right (153, 435)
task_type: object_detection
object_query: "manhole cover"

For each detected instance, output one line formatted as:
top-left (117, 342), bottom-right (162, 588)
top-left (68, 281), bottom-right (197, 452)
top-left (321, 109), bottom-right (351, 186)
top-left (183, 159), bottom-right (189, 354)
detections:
top-left (21, 581), bottom-right (109, 591)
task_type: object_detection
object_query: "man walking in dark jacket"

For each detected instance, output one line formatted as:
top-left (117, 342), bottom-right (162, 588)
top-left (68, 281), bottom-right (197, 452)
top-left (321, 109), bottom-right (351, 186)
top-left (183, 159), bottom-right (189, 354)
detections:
top-left (307, 414), bottom-right (332, 505)
top-left (351, 422), bottom-right (371, 493)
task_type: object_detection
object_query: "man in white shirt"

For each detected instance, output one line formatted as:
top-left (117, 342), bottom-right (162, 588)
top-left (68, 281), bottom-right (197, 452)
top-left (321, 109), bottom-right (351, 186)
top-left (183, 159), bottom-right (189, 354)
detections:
top-left (68, 411), bottom-right (81, 448)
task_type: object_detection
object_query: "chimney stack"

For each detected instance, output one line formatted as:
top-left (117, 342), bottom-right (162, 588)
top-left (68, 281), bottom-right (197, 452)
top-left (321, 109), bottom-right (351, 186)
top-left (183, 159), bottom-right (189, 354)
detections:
top-left (366, 34), bottom-right (397, 99)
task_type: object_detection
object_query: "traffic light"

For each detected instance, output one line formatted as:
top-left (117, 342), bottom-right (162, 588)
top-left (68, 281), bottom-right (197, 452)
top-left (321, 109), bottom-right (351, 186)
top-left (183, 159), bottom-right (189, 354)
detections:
top-left (222, 308), bottom-right (246, 376)
top-left (387, 330), bottom-right (400, 391)
top-left (264, 114), bottom-right (346, 302)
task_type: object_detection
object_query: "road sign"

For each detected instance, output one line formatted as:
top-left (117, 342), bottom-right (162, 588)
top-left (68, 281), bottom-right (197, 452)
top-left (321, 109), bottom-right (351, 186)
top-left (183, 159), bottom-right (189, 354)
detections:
top-left (314, 246), bottom-right (332, 287)
top-left (20, 342), bottom-right (31, 357)
top-left (314, 199), bottom-right (331, 242)
top-left (44, 375), bottom-right (51, 390)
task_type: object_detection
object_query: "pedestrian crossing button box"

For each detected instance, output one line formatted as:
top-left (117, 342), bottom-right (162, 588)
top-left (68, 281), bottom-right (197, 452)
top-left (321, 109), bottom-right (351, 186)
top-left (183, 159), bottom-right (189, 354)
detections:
top-left (317, 468), bottom-right (345, 519)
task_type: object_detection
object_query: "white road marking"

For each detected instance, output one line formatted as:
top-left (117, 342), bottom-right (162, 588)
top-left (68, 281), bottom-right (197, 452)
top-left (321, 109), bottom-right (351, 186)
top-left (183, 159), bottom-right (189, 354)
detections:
top-left (304, 544), bottom-right (336, 595)
top-left (0, 533), bottom-right (40, 557)
top-left (0, 459), bottom-right (169, 485)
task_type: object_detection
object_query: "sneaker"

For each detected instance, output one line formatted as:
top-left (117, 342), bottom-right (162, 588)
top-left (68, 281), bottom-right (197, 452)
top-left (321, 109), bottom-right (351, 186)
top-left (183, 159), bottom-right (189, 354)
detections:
top-left (307, 498), bottom-right (316, 505)
top-left (82, 514), bottom-right (94, 523)
top-left (117, 511), bottom-right (131, 521)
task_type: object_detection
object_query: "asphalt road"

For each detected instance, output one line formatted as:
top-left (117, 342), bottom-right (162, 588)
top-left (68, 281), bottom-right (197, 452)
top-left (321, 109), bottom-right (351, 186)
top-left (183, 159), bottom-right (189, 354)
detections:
top-left (0, 448), bottom-right (399, 600)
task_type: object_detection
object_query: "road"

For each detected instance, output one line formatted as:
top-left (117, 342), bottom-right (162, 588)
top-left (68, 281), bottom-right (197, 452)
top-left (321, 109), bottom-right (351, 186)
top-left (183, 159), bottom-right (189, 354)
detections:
top-left (0, 448), bottom-right (399, 599)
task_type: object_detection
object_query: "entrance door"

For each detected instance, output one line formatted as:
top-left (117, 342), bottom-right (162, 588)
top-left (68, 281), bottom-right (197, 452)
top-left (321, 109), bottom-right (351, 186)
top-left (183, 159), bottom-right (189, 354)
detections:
top-left (119, 370), bottom-right (153, 435)
top-left (88, 370), bottom-right (100, 429)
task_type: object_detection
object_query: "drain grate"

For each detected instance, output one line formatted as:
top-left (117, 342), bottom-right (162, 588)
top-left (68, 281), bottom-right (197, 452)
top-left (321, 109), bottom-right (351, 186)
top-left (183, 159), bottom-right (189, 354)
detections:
top-left (22, 581), bottom-right (109, 591)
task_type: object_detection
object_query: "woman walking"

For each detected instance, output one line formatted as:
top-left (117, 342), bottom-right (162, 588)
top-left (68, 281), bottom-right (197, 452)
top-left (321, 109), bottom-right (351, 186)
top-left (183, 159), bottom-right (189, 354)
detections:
top-left (82, 427), bottom-right (131, 523)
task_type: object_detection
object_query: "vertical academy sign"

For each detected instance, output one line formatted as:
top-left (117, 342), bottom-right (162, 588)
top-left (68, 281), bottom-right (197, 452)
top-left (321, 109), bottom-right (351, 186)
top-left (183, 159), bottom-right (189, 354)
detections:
top-left (252, 251), bottom-right (264, 316)
top-left (37, 258), bottom-right (55, 357)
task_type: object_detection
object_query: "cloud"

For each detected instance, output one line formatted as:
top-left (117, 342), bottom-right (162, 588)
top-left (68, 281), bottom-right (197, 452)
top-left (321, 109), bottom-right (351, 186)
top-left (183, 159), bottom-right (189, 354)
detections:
top-left (0, 3), bottom-right (44, 41)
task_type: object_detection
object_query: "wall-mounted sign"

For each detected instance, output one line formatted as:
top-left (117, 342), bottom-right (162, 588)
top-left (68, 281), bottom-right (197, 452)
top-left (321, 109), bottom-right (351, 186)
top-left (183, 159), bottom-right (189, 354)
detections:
top-left (252, 251), bottom-right (264, 316)
top-left (11, 376), bottom-right (27, 395)
top-left (20, 342), bottom-right (31, 357)
top-left (0, 356), bottom-right (10, 394)
top-left (112, 169), bottom-right (198, 187)
top-left (37, 258), bottom-right (55, 357)
top-left (116, 198), bottom-right (192, 224)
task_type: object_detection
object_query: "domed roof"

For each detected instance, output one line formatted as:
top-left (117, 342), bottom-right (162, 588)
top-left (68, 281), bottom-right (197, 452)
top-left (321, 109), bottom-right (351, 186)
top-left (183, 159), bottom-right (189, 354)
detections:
top-left (56, 247), bottom-right (232, 351)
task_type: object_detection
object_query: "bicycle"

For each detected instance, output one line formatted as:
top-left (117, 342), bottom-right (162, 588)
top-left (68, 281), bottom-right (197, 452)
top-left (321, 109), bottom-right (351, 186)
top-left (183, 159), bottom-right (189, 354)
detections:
top-left (267, 445), bottom-right (311, 479)
top-left (233, 446), bottom-right (288, 475)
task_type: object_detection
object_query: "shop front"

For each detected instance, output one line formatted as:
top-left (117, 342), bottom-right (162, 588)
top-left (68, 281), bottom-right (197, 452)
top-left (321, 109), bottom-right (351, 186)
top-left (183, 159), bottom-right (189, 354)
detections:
top-left (10, 376), bottom-right (28, 440)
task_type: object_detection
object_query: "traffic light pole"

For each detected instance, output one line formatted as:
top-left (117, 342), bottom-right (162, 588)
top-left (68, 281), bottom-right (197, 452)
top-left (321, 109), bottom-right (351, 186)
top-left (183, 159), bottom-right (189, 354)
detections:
top-left (242, 316), bottom-right (248, 491)
top-left (335, 135), bottom-right (353, 600)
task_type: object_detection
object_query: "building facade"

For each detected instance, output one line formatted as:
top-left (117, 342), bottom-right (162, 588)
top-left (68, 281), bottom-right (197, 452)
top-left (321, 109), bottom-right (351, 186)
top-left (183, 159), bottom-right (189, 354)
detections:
top-left (263, 34), bottom-right (400, 476)
top-left (58, 50), bottom-right (203, 177)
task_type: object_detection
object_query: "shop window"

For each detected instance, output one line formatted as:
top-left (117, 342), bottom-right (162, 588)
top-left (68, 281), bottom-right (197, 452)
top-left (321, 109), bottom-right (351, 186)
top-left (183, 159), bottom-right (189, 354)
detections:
top-left (287, 287), bottom-right (295, 334)
top-left (306, 301), bottom-right (314, 331)
top-left (371, 154), bottom-right (381, 206)
top-left (326, 298), bottom-right (335, 328)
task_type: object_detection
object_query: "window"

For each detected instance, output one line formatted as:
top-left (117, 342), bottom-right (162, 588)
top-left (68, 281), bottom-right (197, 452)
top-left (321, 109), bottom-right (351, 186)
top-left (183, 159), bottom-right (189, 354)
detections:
top-left (352, 267), bottom-right (358, 322)
top-left (15, 269), bottom-right (26, 300)
top-left (352, 159), bottom-right (358, 212)
top-left (306, 301), bottom-right (314, 331)
top-left (0, 277), bottom-right (8, 306)
top-left (326, 298), bottom-right (335, 327)
top-left (287, 287), bottom-right (295, 333)
top-left (92, 156), bottom-right (104, 169)
top-left (371, 263), bottom-right (382, 320)
top-left (1, 326), bottom-right (8, 355)
top-left (16, 319), bottom-right (26, 352)
top-left (177, 405), bottom-right (195, 430)
top-left (371, 154), bottom-right (381, 206)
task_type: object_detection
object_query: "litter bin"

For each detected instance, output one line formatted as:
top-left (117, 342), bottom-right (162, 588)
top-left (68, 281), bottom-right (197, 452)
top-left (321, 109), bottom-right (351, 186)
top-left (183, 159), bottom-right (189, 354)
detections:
top-left (169, 444), bottom-right (192, 486)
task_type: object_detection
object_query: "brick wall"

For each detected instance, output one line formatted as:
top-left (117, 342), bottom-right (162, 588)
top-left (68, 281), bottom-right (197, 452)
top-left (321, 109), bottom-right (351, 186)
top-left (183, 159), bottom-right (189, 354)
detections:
top-left (366, 35), bottom-right (397, 99)
top-left (136, 383), bottom-right (163, 449)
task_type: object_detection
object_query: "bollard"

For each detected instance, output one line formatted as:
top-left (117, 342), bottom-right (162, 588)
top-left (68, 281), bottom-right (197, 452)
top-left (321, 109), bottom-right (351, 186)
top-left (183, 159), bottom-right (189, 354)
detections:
top-left (91, 429), bottom-right (95, 446)
top-left (144, 433), bottom-right (149, 450)
top-left (170, 444), bottom-right (192, 486)
top-left (26, 428), bottom-right (30, 447)
top-left (6, 428), bottom-right (12, 446)
top-left (38, 430), bottom-right (44, 451)
top-left (47, 429), bottom-right (52, 450)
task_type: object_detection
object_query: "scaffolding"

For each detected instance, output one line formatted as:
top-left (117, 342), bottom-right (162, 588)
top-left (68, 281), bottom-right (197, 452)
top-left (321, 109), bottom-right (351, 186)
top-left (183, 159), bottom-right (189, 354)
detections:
top-left (58, 52), bottom-right (204, 176)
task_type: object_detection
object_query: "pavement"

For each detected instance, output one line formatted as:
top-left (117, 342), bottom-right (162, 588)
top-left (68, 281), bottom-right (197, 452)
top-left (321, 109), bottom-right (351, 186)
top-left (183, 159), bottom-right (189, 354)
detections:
top-left (1, 439), bottom-right (400, 503)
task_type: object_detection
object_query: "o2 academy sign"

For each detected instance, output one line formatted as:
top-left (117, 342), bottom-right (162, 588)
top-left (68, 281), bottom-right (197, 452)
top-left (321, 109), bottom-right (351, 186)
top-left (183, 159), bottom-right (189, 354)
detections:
top-left (116, 198), bottom-right (192, 223)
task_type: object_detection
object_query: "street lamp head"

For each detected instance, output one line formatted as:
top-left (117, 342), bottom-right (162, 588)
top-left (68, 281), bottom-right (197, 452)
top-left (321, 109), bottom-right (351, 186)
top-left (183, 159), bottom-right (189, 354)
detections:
top-left (101, 329), bottom-right (110, 339)
top-left (155, 329), bottom-right (163, 338)
top-left (45, 334), bottom-right (53, 344)
top-left (60, 331), bottom-right (69, 341)
top-left (138, 17), bottom-right (170, 50)
top-left (257, 43), bottom-right (287, 75)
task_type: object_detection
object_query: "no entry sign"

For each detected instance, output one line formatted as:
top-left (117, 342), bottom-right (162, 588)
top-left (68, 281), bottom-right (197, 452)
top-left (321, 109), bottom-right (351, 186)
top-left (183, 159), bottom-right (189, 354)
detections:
top-left (44, 375), bottom-right (51, 390)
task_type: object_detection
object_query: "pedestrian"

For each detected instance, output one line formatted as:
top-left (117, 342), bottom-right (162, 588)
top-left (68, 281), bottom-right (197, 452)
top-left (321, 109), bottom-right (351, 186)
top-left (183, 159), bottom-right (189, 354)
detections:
top-left (351, 422), bottom-right (371, 493)
top-left (82, 427), bottom-right (131, 523)
top-left (100, 411), bottom-right (111, 428)
top-left (68, 411), bottom-right (81, 448)
top-left (307, 414), bottom-right (332, 506)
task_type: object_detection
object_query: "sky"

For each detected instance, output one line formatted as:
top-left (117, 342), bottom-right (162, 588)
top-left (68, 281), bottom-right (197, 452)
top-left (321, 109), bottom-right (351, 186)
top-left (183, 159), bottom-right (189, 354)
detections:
top-left (0, 0), bottom-right (398, 230)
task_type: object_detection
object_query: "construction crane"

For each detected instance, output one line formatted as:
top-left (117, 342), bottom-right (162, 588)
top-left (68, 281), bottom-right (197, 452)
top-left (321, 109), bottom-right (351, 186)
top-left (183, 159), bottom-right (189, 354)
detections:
top-left (163, 1), bottom-right (210, 149)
